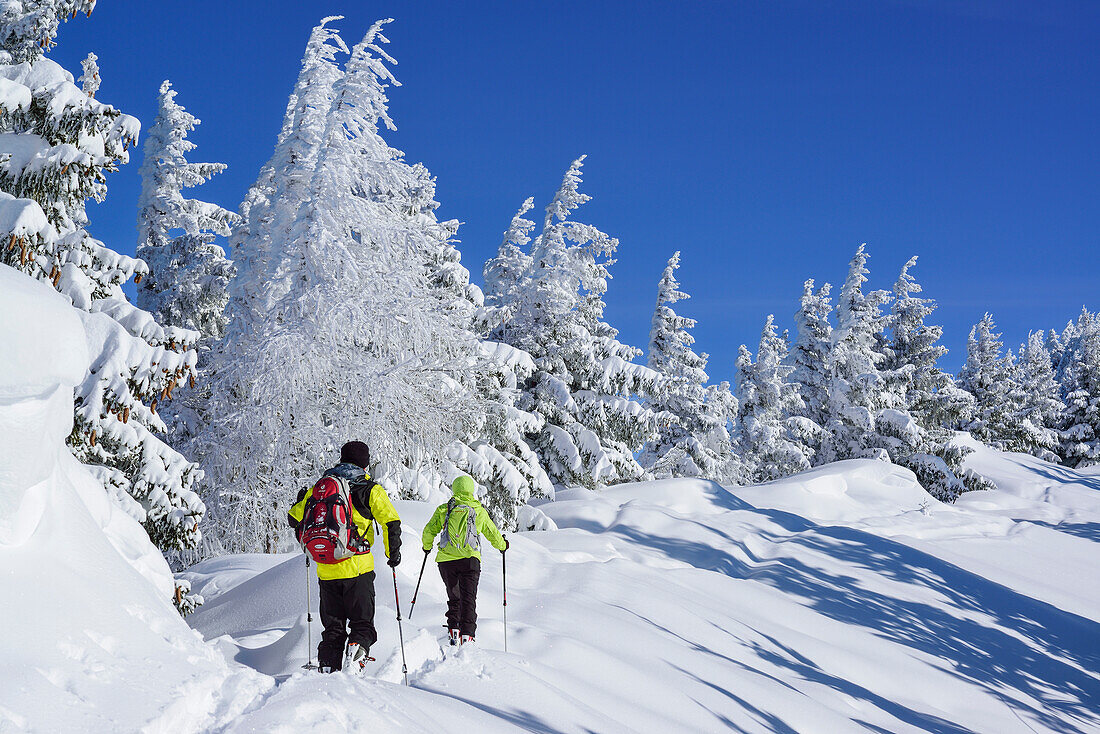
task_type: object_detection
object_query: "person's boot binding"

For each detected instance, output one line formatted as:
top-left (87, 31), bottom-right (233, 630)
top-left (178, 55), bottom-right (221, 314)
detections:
top-left (343, 642), bottom-right (373, 673)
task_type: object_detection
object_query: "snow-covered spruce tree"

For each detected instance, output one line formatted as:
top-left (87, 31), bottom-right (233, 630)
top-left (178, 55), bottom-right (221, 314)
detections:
top-left (788, 278), bottom-right (831, 462)
top-left (194, 20), bottom-right (483, 554)
top-left (225, 16), bottom-right (347, 337)
top-left (489, 157), bottom-right (662, 489)
top-left (0, 6), bottom-right (205, 560)
top-left (820, 245), bottom-right (896, 462)
top-left (819, 247), bottom-right (981, 500)
top-left (883, 256), bottom-right (989, 497)
top-left (887, 256), bottom-right (972, 430)
top-left (78, 51), bottom-right (97, 97)
top-left (136, 80), bottom-right (238, 342)
top-left (734, 316), bottom-right (814, 482)
top-left (640, 251), bottom-right (722, 479)
top-left (1011, 331), bottom-right (1064, 461)
top-left (482, 197), bottom-right (536, 334)
top-left (1058, 313), bottom-right (1100, 467)
top-left (1052, 309), bottom-right (1091, 391)
top-left (956, 313), bottom-right (1020, 449)
top-left (701, 380), bottom-right (743, 484)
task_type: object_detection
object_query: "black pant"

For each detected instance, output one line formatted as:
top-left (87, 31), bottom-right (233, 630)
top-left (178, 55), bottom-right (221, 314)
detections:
top-left (318, 571), bottom-right (376, 669)
top-left (439, 557), bottom-right (481, 637)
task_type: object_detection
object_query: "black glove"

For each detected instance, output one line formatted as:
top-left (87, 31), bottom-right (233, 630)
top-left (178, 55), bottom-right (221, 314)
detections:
top-left (503, 536), bottom-right (510, 552)
top-left (287, 487), bottom-right (309, 532)
top-left (385, 520), bottom-right (402, 567)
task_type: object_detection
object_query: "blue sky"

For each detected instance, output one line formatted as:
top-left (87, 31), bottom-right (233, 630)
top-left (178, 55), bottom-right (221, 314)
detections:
top-left (52, 0), bottom-right (1099, 379)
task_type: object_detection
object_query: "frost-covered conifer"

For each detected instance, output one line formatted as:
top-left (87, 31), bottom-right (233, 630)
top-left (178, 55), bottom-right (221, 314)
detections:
top-left (196, 19), bottom-right (500, 553)
top-left (482, 197), bottom-right (535, 334)
top-left (735, 316), bottom-right (813, 481)
top-left (957, 313), bottom-right (1019, 449)
top-left (788, 278), bottom-right (831, 462)
top-left (813, 247), bottom-right (978, 499)
top-left (790, 279), bottom-right (831, 429)
top-left (640, 252), bottom-right (720, 479)
top-left (821, 245), bottom-right (895, 462)
top-left (490, 157), bottom-right (661, 489)
top-left (78, 51), bottom-right (97, 97)
top-left (226, 16), bottom-right (347, 333)
top-left (1058, 313), bottom-right (1100, 467)
top-left (1006, 332), bottom-right (1063, 461)
top-left (887, 256), bottom-right (973, 431)
top-left (136, 80), bottom-right (238, 341)
top-left (701, 381), bottom-right (743, 484)
top-left (0, 7), bottom-right (204, 557)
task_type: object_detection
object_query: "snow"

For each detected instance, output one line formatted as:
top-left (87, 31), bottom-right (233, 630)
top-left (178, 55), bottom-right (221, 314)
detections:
top-left (0, 264), bottom-right (86, 397)
top-left (174, 454), bottom-right (1098, 733)
top-left (0, 267), bottom-right (268, 732)
top-left (2, 268), bottom-right (1098, 731)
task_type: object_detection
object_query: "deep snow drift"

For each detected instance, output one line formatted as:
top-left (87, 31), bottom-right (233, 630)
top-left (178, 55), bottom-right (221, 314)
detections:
top-left (0, 266), bottom-right (269, 733)
top-left (184, 451), bottom-right (1100, 733)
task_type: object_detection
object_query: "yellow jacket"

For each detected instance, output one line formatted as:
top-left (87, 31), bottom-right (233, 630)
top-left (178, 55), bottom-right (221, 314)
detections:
top-left (288, 466), bottom-right (401, 580)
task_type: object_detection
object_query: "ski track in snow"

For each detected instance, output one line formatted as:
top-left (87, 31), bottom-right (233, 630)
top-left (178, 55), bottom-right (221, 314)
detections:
top-left (179, 449), bottom-right (1100, 734)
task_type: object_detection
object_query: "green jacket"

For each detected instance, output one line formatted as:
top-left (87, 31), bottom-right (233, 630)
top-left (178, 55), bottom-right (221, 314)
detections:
top-left (422, 476), bottom-right (506, 562)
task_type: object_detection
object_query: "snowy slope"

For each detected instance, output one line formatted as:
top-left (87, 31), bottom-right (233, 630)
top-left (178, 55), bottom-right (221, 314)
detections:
top-left (184, 456), bottom-right (1100, 734)
top-left (4, 267), bottom-right (1096, 734)
top-left (0, 266), bottom-right (269, 734)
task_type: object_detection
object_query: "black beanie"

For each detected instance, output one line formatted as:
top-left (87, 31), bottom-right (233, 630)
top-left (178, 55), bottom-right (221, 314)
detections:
top-left (340, 441), bottom-right (371, 468)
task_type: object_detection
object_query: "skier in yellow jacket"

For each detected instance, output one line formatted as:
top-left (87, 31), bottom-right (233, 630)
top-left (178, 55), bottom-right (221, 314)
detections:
top-left (421, 475), bottom-right (507, 645)
top-left (288, 441), bottom-right (401, 672)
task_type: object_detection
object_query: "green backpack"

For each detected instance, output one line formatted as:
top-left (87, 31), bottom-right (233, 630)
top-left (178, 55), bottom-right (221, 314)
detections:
top-left (438, 498), bottom-right (480, 553)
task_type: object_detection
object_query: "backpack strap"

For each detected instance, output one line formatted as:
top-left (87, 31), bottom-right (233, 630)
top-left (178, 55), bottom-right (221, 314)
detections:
top-left (348, 475), bottom-right (378, 524)
top-left (439, 498), bottom-right (458, 549)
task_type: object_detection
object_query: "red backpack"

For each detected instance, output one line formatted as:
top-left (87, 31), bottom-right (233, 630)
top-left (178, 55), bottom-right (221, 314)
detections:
top-left (297, 476), bottom-right (371, 564)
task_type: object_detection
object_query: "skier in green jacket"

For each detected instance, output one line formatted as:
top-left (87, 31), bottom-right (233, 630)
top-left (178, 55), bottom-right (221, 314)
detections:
top-left (421, 475), bottom-right (508, 645)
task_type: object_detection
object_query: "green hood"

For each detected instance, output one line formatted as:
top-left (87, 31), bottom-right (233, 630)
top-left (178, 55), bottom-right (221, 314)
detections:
top-left (451, 475), bottom-right (477, 502)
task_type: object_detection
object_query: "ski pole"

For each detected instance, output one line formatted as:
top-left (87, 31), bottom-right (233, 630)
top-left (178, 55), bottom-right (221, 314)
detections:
top-left (408, 548), bottom-right (429, 619)
top-left (502, 546), bottom-right (508, 653)
top-left (305, 555), bottom-right (313, 668)
top-left (393, 568), bottom-right (409, 686)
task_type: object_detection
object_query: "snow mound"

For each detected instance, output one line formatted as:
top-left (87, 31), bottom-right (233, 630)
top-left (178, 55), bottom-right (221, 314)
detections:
top-left (0, 267), bottom-right (270, 733)
top-left (0, 264), bottom-right (86, 397)
top-left (735, 458), bottom-right (937, 523)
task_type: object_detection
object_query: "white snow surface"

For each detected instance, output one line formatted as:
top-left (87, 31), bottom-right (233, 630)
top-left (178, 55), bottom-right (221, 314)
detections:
top-left (176, 455), bottom-right (1100, 733)
top-left (2, 273), bottom-right (1098, 732)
